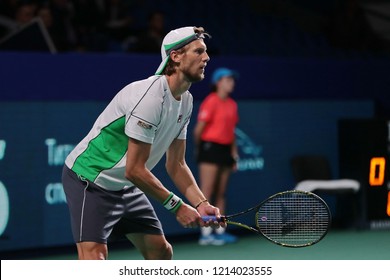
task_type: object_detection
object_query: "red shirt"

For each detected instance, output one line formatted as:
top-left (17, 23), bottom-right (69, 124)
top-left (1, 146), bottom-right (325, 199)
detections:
top-left (197, 92), bottom-right (238, 145)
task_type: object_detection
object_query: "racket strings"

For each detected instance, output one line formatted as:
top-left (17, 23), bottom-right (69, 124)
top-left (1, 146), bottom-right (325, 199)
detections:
top-left (256, 192), bottom-right (330, 247)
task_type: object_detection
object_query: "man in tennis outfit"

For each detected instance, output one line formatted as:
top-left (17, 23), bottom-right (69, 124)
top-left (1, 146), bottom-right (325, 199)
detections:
top-left (62, 26), bottom-right (224, 260)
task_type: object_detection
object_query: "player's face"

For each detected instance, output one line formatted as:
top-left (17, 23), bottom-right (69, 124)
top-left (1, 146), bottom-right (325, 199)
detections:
top-left (180, 39), bottom-right (210, 83)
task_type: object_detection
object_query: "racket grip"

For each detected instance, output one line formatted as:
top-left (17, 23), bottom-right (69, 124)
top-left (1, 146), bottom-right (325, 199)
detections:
top-left (202, 215), bottom-right (220, 222)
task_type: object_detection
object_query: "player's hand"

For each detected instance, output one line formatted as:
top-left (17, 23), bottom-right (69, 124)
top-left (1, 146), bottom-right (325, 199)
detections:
top-left (175, 203), bottom-right (203, 229)
top-left (196, 203), bottom-right (227, 229)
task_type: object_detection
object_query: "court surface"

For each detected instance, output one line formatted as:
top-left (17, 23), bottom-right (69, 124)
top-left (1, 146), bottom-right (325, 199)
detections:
top-left (5, 229), bottom-right (389, 260)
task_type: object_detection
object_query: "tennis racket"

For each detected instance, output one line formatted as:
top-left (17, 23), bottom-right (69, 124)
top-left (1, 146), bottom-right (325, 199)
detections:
top-left (202, 190), bottom-right (331, 248)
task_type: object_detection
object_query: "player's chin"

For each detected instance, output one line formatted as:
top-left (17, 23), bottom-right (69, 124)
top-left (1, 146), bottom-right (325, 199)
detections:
top-left (189, 74), bottom-right (204, 83)
top-left (196, 72), bottom-right (206, 82)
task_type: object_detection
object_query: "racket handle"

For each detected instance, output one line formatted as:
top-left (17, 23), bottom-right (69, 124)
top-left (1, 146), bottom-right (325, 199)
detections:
top-left (202, 215), bottom-right (220, 222)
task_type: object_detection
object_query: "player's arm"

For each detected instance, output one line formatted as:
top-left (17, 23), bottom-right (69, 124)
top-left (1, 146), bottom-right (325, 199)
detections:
top-left (125, 137), bottom-right (170, 203)
top-left (166, 138), bottom-right (223, 223)
top-left (125, 137), bottom-right (208, 228)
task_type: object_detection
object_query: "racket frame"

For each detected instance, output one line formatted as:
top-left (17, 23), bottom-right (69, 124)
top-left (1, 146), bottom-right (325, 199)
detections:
top-left (213, 190), bottom-right (332, 248)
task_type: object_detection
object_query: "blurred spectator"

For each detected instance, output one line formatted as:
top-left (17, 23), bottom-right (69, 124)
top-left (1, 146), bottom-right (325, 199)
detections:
top-left (103, 0), bottom-right (135, 45)
top-left (14, 2), bottom-right (37, 25)
top-left (132, 10), bottom-right (166, 53)
top-left (72, 0), bottom-right (107, 52)
top-left (36, 4), bottom-right (52, 28)
top-left (46, 0), bottom-right (77, 51)
top-left (0, 1), bottom-right (37, 41)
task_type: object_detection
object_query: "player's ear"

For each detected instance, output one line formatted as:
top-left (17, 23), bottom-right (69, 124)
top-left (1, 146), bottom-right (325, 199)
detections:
top-left (170, 50), bottom-right (182, 63)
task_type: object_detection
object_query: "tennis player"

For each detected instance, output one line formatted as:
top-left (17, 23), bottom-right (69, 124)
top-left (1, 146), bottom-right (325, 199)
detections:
top-left (62, 26), bottom-right (224, 260)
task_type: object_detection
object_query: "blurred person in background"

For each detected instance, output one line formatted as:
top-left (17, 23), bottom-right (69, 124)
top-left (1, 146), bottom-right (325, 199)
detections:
top-left (13, 2), bottom-right (36, 25)
top-left (47, 0), bottom-right (77, 50)
top-left (0, 1), bottom-right (37, 39)
top-left (71, 0), bottom-right (106, 51)
top-left (36, 2), bottom-right (73, 52)
top-left (102, 0), bottom-right (136, 51)
top-left (194, 67), bottom-right (240, 245)
top-left (132, 10), bottom-right (166, 53)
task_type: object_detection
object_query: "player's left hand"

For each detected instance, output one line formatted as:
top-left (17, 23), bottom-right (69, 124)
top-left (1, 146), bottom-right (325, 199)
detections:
top-left (196, 203), bottom-right (227, 228)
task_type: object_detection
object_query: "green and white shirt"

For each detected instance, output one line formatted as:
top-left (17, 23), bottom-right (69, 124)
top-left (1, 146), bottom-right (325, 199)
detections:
top-left (65, 75), bottom-right (193, 191)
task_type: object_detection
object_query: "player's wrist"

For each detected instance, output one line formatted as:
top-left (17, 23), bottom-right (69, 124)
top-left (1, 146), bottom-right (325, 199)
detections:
top-left (162, 192), bottom-right (183, 213)
top-left (194, 199), bottom-right (209, 210)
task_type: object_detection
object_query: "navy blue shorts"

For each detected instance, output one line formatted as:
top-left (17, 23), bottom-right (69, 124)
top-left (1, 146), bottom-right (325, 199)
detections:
top-left (62, 165), bottom-right (164, 244)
